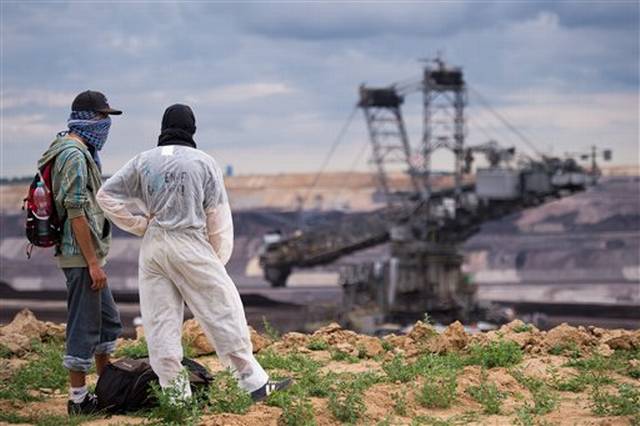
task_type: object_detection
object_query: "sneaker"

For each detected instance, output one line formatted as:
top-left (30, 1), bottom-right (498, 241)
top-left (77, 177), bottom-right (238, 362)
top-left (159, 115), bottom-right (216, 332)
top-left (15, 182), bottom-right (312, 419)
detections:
top-left (67, 392), bottom-right (99, 415)
top-left (251, 378), bottom-right (293, 402)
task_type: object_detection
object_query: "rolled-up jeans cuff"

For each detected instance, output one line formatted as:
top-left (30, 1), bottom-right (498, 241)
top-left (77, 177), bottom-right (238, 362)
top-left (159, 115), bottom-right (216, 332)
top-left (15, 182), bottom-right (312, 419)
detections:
top-left (95, 340), bottom-right (118, 355)
top-left (63, 355), bottom-right (93, 373)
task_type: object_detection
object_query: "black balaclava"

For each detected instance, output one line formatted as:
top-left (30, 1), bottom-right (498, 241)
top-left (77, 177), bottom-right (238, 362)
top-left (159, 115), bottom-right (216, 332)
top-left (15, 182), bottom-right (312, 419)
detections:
top-left (157, 104), bottom-right (197, 148)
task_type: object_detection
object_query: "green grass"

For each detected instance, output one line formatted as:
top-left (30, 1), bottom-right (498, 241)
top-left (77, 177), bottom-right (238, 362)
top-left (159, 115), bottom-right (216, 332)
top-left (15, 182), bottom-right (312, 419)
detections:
top-left (277, 393), bottom-right (316, 426)
top-left (514, 405), bottom-right (535, 426)
top-left (330, 348), bottom-right (360, 363)
top-left (327, 381), bottom-right (366, 423)
top-left (548, 341), bottom-right (581, 357)
top-left (590, 383), bottom-right (640, 416)
top-left (392, 389), bottom-right (408, 416)
top-left (0, 343), bottom-right (12, 358)
top-left (467, 340), bottom-right (523, 369)
top-left (114, 337), bottom-right (150, 359)
top-left (295, 366), bottom-right (337, 398)
top-left (609, 348), bottom-right (640, 379)
top-left (207, 369), bottom-right (253, 415)
top-left (0, 340), bottom-right (67, 401)
top-left (0, 411), bottom-right (98, 426)
top-left (306, 338), bottom-right (329, 351)
top-left (324, 372), bottom-right (381, 423)
top-left (551, 370), bottom-right (613, 393)
top-left (257, 349), bottom-right (321, 373)
top-left (466, 374), bottom-right (506, 414)
top-left (350, 371), bottom-right (383, 392)
top-left (147, 373), bottom-right (203, 426)
top-left (513, 324), bottom-right (534, 333)
top-left (564, 349), bottom-right (640, 380)
top-left (383, 352), bottom-right (467, 385)
top-left (415, 352), bottom-right (467, 373)
top-left (410, 411), bottom-right (480, 426)
top-left (383, 353), bottom-right (417, 383)
top-left (262, 316), bottom-right (281, 341)
top-left (417, 368), bottom-right (458, 409)
top-left (114, 336), bottom-right (197, 360)
top-left (511, 370), bottom-right (558, 415)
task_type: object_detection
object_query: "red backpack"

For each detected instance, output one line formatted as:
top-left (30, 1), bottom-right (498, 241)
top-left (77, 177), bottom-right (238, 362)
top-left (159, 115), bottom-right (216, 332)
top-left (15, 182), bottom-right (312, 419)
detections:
top-left (23, 157), bottom-right (65, 257)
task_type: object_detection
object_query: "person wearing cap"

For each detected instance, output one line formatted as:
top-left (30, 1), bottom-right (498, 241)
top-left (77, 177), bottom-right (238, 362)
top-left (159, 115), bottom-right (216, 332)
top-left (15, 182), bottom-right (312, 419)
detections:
top-left (37, 90), bottom-right (123, 415)
top-left (97, 104), bottom-right (291, 403)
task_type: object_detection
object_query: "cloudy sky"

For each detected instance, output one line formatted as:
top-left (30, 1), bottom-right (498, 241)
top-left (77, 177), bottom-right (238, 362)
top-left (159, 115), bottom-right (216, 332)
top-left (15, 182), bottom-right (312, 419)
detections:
top-left (1, 1), bottom-right (638, 178)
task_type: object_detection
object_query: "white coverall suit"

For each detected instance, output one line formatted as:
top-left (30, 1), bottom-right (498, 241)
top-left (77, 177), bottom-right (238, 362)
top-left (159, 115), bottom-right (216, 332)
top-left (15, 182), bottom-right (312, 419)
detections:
top-left (97, 144), bottom-right (268, 397)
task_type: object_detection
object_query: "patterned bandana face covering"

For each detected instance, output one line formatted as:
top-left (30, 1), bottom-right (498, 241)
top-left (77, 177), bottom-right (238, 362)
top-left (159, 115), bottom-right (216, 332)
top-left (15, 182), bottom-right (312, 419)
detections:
top-left (66, 111), bottom-right (111, 169)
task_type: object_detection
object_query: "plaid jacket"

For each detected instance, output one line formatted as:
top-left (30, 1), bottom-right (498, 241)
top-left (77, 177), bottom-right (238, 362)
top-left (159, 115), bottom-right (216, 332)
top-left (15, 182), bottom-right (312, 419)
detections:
top-left (38, 135), bottom-right (111, 268)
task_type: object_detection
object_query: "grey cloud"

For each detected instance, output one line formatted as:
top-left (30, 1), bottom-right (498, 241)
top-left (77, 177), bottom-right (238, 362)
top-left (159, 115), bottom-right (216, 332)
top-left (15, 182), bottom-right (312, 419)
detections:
top-left (1, 1), bottom-right (637, 177)
top-left (223, 2), bottom-right (638, 41)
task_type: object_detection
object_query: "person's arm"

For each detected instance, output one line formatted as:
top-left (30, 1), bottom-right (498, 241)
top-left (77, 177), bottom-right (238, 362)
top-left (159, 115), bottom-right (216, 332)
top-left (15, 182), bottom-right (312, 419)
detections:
top-left (60, 150), bottom-right (107, 290)
top-left (205, 203), bottom-right (234, 265)
top-left (71, 217), bottom-right (107, 290)
top-left (96, 157), bottom-right (149, 237)
top-left (203, 159), bottom-right (234, 264)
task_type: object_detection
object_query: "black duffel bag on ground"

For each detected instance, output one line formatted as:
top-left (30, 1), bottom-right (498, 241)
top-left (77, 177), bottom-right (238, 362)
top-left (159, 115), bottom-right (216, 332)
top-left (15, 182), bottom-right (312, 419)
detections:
top-left (95, 357), bottom-right (214, 414)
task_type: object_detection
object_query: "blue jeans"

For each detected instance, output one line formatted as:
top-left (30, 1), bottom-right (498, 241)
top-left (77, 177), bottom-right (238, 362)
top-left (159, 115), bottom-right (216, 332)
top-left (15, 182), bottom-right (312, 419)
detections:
top-left (62, 267), bottom-right (123, 372)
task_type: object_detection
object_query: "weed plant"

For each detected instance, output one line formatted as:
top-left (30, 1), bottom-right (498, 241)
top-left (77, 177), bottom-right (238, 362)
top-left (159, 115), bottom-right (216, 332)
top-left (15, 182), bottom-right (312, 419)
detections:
top-left (306, 338), bottom-right (329, 351)
top-left (328, 383), bottom-right (366, 423)
top-left (468, 340), bottom-right (523, 369)
top-left (466, 374), bottom-right (506, 414)
top-left (511, 370), bottom-right (558, 415)
top-left (590, 383), bottom-right (640, 416)
top-left (548, 342), bottom-right (581, 357)
top-left (565, 349), bottom-right (640, 379)
top-left (383, 353), bottom-right (417, 383)
top-left (330, 348), bottom-right (360, 363)
top-left (0, 344), bottom-right (11, 358)
top-left (262, 316), bottom-right (281, 341)
top-left (393, 389), bottom-right (408, 416)
top-left (114, 336), bottom-right (197, 360)
top-left (350, 371), bottom-right (383, 391)
top-left (207, 369), bottom-right (253, 415)
top-left (514, 405), bottom-right (535, 426)
top-left (257, 349), bottom-right (321, 373)
top-left (513, 324), bottom-right (533, 333)
top-left (417, 368), bottom-right (458, 409)
top-left (551, 370), bottom-right (613, 393)
top-left (296, 367), bottom-right (337, 398)
top-left (114, 337), bottom-right (149, 359)
top-left (147, 373), bottom-right (203, 426)
top-left (0, 411), bottom-right (97, 426)
top-left (410, 411), bottom-right (480, 426)
top-left (278, 393), bottom-right (316, 426)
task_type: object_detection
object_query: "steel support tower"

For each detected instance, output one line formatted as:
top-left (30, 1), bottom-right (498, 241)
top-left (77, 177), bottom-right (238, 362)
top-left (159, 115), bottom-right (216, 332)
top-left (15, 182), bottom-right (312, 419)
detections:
top-left (358, 85), bottom-right (425, 206)
top-left (422, 58), bottom-right (467, 202)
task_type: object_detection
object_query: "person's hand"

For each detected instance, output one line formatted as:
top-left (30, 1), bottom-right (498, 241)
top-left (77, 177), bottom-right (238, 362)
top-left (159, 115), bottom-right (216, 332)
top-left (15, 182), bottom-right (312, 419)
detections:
top-left (89, 264), bottom-right (107, 291)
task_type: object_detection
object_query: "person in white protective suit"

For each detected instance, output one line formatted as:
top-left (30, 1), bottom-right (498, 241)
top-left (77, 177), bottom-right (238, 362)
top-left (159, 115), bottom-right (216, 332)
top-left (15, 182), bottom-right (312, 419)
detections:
top-left (96, 104), bottom-right (291, 401)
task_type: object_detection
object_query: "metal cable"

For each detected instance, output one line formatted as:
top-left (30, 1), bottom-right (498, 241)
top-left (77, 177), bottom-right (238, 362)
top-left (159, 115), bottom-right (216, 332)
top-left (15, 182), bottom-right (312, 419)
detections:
top-left (298, 104), bottom-right (359, 211)
top-left (330, 137), bottom-right (371, 209)
top-left (467, 85), bottom-right (543, 158)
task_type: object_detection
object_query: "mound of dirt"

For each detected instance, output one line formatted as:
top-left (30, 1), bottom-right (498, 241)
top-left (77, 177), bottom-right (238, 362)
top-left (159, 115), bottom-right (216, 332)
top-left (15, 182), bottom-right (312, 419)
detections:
top-left (0, 309), bottom-right (65, 355)
top-left (543, 323), bottom-right (597, 350)
top-left (2, 312), bottom-right (639, 426)
top-left (428, 320), bottom-right (470, 353)
top-left (181, 319), bottom-right (272, 356)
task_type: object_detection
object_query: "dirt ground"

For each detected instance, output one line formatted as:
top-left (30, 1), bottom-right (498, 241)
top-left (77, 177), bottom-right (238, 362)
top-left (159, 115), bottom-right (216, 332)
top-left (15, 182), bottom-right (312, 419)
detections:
top-left (1, 310), bottom-right (639, 425)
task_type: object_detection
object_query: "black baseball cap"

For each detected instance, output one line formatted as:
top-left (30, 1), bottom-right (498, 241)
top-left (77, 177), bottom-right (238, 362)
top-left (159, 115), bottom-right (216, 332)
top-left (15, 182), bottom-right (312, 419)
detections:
top-left (71, 90), bottom-right (122, 115)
